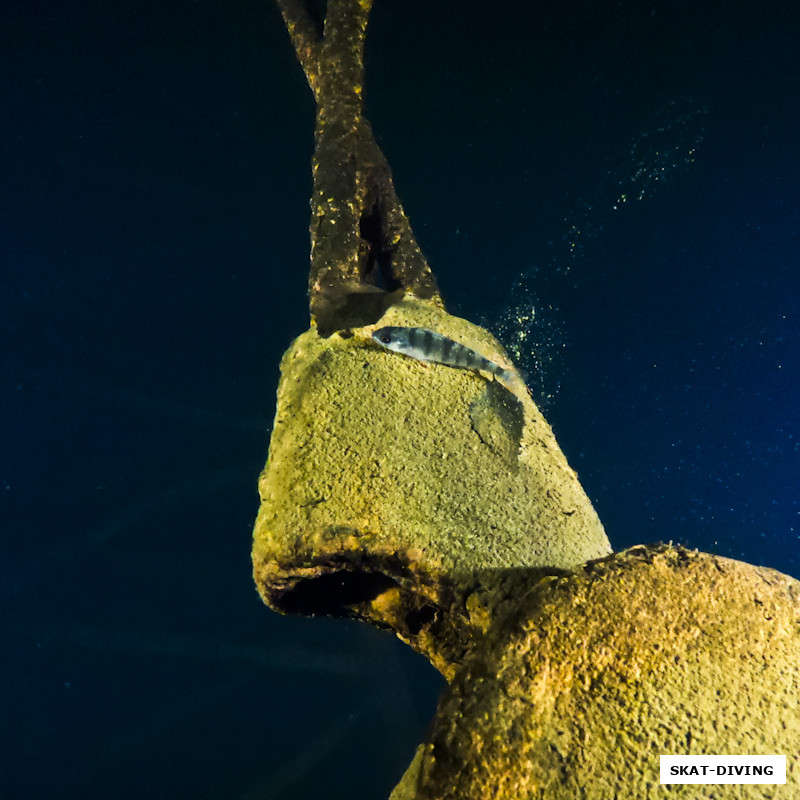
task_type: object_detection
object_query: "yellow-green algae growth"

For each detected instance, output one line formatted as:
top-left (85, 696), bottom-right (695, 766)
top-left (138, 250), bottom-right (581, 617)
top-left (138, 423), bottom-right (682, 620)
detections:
top-left (410, 544), bottom-right (800, 799)
top-left (252, 297), bottom-right (610, 676)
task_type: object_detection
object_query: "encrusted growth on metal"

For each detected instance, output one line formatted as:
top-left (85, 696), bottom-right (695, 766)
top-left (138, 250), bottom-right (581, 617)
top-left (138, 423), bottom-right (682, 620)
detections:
top-left (257, 4), bottom-right (799, 798)
top-left (252, 298), bottom-right (610, 676)
top-left (411, 544), bottom-right (800, 798)
top-left (276, 0), bottom-right (439, 335)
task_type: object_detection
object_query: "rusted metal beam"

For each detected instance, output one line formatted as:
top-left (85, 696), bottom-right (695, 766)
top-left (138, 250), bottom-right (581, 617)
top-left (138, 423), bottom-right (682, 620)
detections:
top-left (275, 0), bottom-right (441, 336)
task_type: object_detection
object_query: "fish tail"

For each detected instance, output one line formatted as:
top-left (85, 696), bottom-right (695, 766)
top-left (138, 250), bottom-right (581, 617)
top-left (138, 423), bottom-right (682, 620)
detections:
top-left (498, 368), bottom-right (527, 398)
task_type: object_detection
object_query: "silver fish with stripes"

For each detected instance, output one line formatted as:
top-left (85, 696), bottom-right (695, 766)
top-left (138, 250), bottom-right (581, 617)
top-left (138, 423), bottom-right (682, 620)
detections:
top-left (372, 326), bottom-right (523, 395)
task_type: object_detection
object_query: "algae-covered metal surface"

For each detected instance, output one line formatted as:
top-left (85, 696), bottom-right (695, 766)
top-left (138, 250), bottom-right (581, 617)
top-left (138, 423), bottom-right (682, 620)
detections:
top-left (255, 3), bottom-right (799, 797)
top-left (276, 0), bottom-right (439, 336)
top-left (413, 544), bottom-right (800, 799)
top-left (252, 297), bottom-right (610, 676)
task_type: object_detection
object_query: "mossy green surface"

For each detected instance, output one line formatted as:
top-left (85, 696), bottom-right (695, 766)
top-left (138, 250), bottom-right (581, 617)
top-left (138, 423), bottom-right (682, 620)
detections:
top-left (252, 297), bottom-right (610, 674)
top-left (414, 544), bottom-right (800, 799)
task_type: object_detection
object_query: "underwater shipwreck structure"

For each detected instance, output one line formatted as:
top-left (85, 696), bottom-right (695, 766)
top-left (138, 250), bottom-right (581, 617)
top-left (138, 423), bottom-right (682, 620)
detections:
top-left (252, 1), bottom-right (800, 797)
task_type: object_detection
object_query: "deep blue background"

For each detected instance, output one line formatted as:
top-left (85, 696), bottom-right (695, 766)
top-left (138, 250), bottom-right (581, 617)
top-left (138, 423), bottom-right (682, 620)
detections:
top-left (2, 1), bottom-right (798, 798)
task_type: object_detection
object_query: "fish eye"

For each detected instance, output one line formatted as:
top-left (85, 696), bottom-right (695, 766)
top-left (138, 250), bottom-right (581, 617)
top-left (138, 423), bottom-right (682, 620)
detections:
top-left (380, 333), bottom-right (392, 344)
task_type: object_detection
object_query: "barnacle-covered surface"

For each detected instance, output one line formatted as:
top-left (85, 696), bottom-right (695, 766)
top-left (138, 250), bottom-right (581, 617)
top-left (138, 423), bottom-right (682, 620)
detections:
top-left (252, 296), bottom-right (610, 677)
top-left (411, 544), bottom-right (800, 799)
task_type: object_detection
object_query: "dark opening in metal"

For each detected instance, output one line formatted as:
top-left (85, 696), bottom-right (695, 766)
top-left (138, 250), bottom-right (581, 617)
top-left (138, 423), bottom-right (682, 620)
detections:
top-left (406, 604), bottom-right (437, 635)
top-left (276, 570), bottom-right (397, 617)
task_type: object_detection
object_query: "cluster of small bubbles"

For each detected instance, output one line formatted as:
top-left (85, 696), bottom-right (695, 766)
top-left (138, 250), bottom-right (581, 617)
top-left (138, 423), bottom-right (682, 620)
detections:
top-left (483, 279), bottom-right (565, 411)
top-left (486, 97), bottom-right (706, 410)
top-left (560, 206), bottom-right (606, 274)
top-left (611, 97), bottom-right (708, 210)
top-left (555, 97), bottom-right (708, 272)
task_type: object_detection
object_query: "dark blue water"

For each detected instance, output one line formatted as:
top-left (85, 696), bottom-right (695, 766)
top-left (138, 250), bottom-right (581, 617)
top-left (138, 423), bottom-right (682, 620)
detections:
top-left (3, 1), bottom-right (798, 797)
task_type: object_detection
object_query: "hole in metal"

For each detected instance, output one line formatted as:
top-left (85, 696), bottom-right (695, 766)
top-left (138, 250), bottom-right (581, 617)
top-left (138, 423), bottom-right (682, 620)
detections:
top-left (277, 570), bottom-right (397, 617)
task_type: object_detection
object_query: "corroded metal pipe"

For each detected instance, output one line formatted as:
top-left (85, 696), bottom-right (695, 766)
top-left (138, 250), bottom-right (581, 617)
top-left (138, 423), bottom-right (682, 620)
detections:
top-left (252, 297), bottom-right (611, 677)
top-left (276, 0), bottom-right (439, 336)
top-left (254, 3), bottom-right (800, 797)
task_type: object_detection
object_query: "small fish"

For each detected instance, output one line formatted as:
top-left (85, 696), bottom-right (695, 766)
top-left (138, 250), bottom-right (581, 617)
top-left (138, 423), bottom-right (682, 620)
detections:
top-left (372, 326), bottom-right (523, 395)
